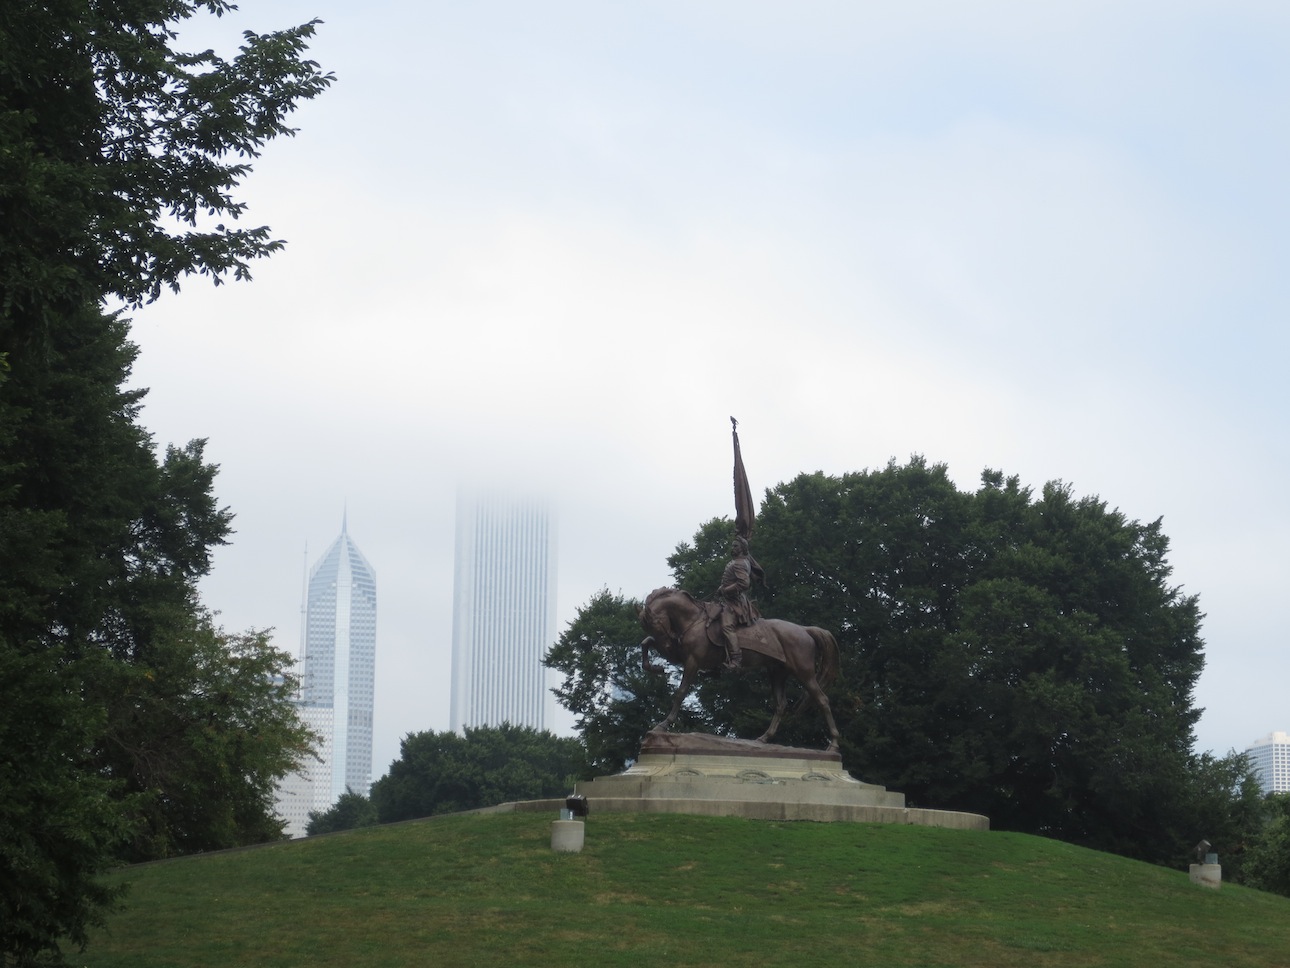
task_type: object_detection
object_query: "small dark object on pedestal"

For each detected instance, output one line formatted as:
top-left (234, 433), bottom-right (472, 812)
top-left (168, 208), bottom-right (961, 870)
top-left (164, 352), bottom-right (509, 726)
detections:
top-left (565, 794), bottom-right (589, 818)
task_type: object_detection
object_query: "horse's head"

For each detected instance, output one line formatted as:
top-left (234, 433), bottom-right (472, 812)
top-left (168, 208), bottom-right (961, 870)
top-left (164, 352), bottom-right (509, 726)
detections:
top-left (640, 586), bottom-right (705, 642)
top-left (640, 587), bottom-right (676, 640)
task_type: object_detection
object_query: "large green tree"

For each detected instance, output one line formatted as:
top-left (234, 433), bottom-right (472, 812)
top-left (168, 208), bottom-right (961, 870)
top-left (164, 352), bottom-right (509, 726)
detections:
top-left (1, 3), bottom-right (331, 962)
top-left (372, 725), bottom-right (587, 823)
top-left (556, 457), bottom-right (1259, 867)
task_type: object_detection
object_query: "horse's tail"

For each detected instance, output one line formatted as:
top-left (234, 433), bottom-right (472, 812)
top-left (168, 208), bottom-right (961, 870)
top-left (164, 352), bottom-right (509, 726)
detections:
top-left (808, 627), bottom-right (840, 690)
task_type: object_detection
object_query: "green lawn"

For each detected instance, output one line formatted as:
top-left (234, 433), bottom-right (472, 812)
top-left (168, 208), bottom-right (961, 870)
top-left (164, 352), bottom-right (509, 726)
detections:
top-left (76, 812), bottom-right (1290, 968)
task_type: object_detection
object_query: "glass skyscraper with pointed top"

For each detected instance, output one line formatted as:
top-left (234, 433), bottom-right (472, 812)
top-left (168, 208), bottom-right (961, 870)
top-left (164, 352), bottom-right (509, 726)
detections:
top-left (450, 492), bottom-right (556, 734)
top-left (275, 515), bottom-right (377, 836)
top-left (302, 515), bottom-right (378, 801)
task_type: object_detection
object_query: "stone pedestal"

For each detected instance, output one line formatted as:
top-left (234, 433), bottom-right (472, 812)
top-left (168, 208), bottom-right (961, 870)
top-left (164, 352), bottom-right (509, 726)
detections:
top-left (572, 731), bottom-right (988, 830)
top-left (1189, 863), bottom-right (1221, 889)
top-left (551, 819), bottom-right (585, 853)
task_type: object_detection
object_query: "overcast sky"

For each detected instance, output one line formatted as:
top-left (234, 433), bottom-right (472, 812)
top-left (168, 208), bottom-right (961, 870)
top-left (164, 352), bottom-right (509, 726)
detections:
top-left (127, 0), bottom-right (1289, 778)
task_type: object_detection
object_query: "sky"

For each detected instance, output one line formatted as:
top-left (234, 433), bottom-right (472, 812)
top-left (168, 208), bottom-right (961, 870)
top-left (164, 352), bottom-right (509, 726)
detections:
top-left (126, 1), bottom-right (1290, 779)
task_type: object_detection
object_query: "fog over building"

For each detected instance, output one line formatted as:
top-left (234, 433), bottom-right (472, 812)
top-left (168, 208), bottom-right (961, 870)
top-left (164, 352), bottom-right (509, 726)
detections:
top-left (450, 491), bottom-right (556, 734)
top-left (1247, 731), bottom-right (1290, 795)
top-left (274, 514), bottom-right (377, 836)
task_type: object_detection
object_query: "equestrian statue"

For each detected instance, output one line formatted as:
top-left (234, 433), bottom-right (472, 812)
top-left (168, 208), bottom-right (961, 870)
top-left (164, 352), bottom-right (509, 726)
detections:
top-left (638, 418), bottom-right (843, 752)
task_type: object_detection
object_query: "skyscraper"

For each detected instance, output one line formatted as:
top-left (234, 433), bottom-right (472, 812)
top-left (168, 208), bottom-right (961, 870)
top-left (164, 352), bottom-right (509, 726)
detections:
top-left (1247, 731), bottom-right (1290, 795)
top-left (274, 515), bottom-right (376, 836)
top-left (302, 514), bottom-right (378, 802)
top-left (450, 492), bottom-right (556, 734)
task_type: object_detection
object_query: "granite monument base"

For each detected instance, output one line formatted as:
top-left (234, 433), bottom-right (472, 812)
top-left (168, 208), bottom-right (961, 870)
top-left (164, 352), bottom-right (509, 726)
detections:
top-left (567, 731), bottom-right (988, 830)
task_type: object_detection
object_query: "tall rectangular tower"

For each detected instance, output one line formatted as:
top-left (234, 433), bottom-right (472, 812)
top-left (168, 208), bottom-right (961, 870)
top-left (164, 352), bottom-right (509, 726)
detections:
top-left (450, 492), bottom-right (556, 734)
top-left (1247, 731), bottom-right (1290, 795)
top-left (302, 515), bottom-right (378, 803)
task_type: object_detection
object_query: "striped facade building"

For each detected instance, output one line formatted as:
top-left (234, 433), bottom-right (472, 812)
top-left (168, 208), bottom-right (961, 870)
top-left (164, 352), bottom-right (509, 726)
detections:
top-left (450, 492), bottom-right (556, 734)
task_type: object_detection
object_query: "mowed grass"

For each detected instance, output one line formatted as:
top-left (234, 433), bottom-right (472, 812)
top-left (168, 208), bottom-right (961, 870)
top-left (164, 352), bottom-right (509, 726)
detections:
top-left (78, 812), bottom-right (1290, 968)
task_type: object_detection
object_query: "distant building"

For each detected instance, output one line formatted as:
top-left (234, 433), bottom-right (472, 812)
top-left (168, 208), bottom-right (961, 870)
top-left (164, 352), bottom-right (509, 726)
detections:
top-left (274, 705), bottom-right (333, 838)
top-left (303, 514), bottom-right (378, 801)
top-left (1247, 731), bottom-right (1290, 795)
top-left (274, 515), bottom-right (377, 837)
top-left (450, 491), bottom-right (556, 734)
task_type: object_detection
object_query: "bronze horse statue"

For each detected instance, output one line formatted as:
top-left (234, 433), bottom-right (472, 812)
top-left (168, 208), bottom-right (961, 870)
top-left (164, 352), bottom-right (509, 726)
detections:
top-left (638, 587), bottom-right (842, 752)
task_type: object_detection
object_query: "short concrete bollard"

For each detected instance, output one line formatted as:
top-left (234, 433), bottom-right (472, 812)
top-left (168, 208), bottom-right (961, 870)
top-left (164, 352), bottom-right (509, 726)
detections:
top-left (1189, 863), bottom-right (1221, 889)
top-left (551, 819), bottom-right (585, 853)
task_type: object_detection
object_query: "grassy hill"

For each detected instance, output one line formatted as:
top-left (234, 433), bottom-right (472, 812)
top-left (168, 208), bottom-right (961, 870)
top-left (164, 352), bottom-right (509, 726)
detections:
top-left (78, 812), bottom-right (1290, 968)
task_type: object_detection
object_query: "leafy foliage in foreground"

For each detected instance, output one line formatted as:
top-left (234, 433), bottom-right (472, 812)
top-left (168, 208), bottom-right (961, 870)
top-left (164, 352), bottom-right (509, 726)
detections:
top-left (78, 813), bottom-right (1290, 968)
top-left (1, 2), bottom-right (331, 961)
top-left (1, 0), bottom-right (334, 311)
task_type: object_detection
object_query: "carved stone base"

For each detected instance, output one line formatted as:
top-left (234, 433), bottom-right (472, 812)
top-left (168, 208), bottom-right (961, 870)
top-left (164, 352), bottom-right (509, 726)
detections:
top-left (638, 729), bottom-right (844, 763)
top-left (571, 731), bottom-right (989, 830)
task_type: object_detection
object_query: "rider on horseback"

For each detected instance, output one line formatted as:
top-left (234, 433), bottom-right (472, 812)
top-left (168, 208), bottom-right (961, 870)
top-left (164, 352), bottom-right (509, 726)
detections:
top-left (716, 535), bottom-right (763, 670)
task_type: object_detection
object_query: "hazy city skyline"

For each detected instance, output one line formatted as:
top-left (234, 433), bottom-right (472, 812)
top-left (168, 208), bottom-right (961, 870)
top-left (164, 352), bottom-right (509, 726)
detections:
top-left (124, 2), bottom-right (1290, 778)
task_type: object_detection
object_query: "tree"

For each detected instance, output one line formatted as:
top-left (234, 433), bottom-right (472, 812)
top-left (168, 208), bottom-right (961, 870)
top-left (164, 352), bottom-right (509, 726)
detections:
top-left (545, 589), bottom-right (701, 775)
top-left (0, 300), bottom-right (240, 962)
top-left (373, 725), bottom-right (587, 823)
top-left (1176, 751), bottom-right (1264, 881)
top-left (748, 462), bottom-right (1211, 862)
top-left (1, 1), bottom-right (334, 313)
top-left (1243, 794), bottom-right (1290, 897)
top-left (91, 613), bottom-right (316, 862)
top-left (0, 646), bottom-right (131, 961)
top-left (307, 789), bottom-right (378, 836)
top-left (1, 3), bottom-right (331, 961)
top-left (557, 457), bottom-right (1229, 866)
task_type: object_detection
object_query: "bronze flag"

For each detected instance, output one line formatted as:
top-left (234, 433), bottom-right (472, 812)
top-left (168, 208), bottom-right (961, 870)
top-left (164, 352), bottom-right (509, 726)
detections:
top-left (731, 416), bottom-right (754, 542)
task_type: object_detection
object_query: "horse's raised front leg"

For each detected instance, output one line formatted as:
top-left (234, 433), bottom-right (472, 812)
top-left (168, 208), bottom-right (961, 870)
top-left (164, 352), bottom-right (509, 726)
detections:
top-left (640, 636), bottom-right (666, 675)
top-left (755, 667), bottom-right (788, 744)
top-left (652, 659), bottom-right (699, 733)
